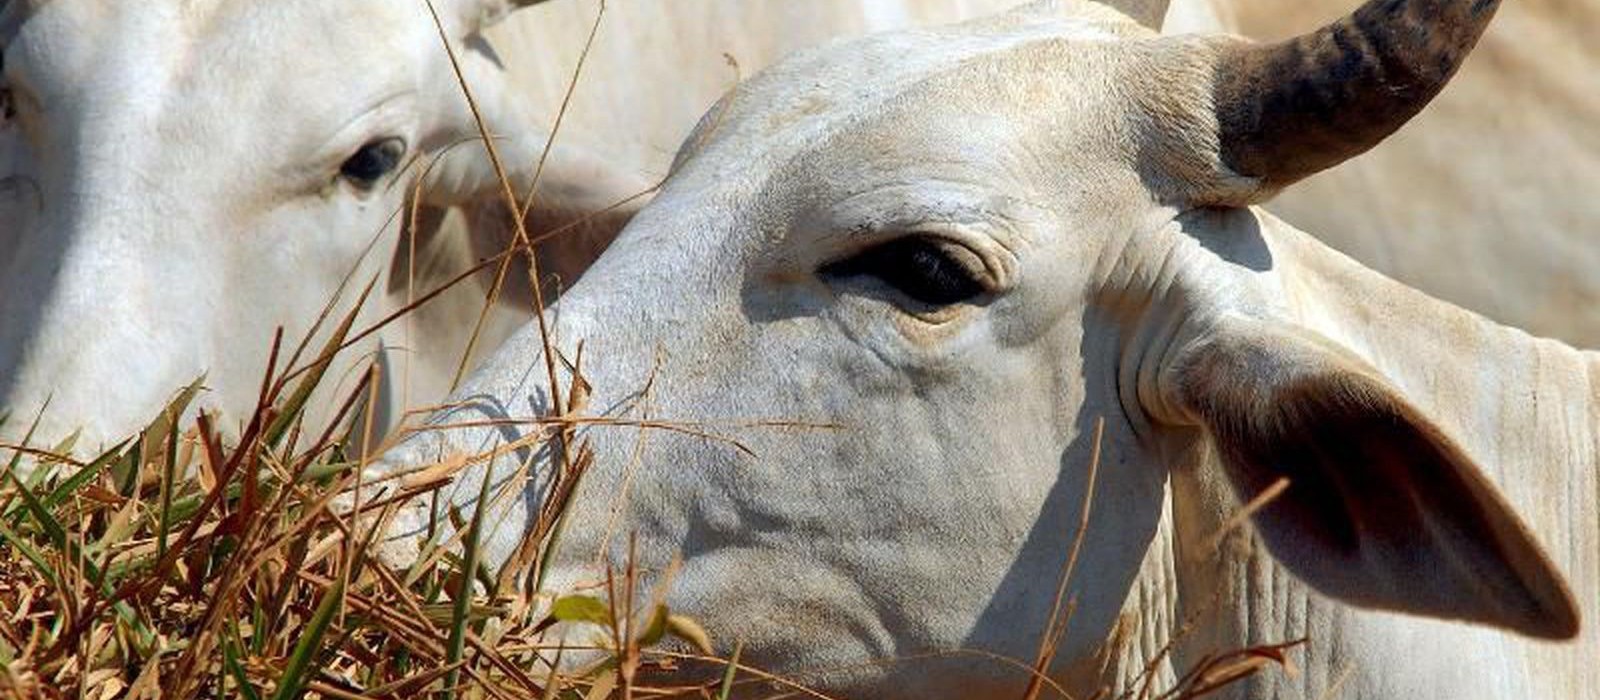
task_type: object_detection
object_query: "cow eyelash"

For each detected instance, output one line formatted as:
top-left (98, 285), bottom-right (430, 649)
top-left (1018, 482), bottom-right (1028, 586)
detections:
top-left (820, 236), bottom-right (988, 307)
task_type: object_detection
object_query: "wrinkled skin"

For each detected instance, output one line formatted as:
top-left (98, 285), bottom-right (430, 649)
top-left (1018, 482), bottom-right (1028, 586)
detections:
top-left (377, 2), bottom-right (1597, 698)
top-left (0, 0), bottom-right (1018, 456)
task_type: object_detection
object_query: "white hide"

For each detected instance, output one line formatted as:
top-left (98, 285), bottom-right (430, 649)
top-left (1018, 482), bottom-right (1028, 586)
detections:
top-left (377, 3), bottom-right (1597, 699)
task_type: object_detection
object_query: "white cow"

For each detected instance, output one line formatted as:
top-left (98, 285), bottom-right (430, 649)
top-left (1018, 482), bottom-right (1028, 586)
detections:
top-left (377, 0), bottom-right (1598, 698)
top-left (0, 0), bottom-right (1018, 458)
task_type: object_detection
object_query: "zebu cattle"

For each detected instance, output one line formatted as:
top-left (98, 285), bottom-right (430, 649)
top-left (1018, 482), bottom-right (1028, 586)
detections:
top-left (376, 0), bottom-right (1598, 697)
top-left (0, 0), bottom-right (1017, 457)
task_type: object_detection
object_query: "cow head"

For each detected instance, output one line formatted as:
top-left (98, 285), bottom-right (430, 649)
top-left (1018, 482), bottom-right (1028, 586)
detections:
top-left (376, 0), bottom-right (1577, 694)
top-left (0, 0), bottom-right (646, 453)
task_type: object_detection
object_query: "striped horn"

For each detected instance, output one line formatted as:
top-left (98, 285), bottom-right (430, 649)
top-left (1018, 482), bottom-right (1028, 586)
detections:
top-left (1213, 0), bottom-right (1502, 191)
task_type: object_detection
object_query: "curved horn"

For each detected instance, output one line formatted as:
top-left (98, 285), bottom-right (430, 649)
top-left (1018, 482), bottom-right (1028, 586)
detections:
top-left (1213, 0), bottom-right (1501, 191)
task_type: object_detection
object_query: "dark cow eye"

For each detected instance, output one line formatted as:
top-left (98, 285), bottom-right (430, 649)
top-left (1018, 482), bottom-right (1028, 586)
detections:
top-left (339, 137), bottom-right (406, 189)
top-left (821, 236), bottom-right (988, 307)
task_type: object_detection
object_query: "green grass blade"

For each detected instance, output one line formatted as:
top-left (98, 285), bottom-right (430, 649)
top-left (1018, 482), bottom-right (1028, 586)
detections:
top-left (40, 438), bottom-right (132, 510)
top-left (0, 518), bottom-right (58, 587)
top-left (1, 403), bottom-right (49, 515)
top-left (549, 595), bottom-right (610, 626)
top-left (224, 627), bottom-right (263, 700)
top-left (716, 640), bottom-right (744, 700)
top-left (7, 468), bottom-right (70, 548)
top-left (5, 467), bottom-right (151, 642)
top-left (25, 430), bottom-right (80, 490)
top-left (270, 574), bottom-right (345, 700)
top-left (441, 469), bottom-right (496, 699)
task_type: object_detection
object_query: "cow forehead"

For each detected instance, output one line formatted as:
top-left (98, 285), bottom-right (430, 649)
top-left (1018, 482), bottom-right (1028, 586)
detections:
top-left (10, 0), bottom-right (426, 141)
top-left (683, 10), bottom-right (1131, 170)
top-left (14, 0), bottom-right (422, 69)
top-left (659, 8), bottom-right (1152, 259)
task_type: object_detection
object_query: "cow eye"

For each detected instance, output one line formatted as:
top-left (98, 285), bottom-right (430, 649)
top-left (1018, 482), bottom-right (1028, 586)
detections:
top-left (821, 236), bottom-right (988, 307)
top-left (339, 137), bottom-right (406, 189)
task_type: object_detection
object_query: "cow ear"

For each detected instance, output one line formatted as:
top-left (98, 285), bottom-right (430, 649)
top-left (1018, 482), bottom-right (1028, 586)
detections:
top-left (1098, 0), bottom-right (1171, 29)
top-left (422, 134), bottom-right (652, 297)
top-left (1166, 314), bottom-right (1579, 639)
top-left (448, 0), bottom-right (549, 35)
top-left (416, 6), bottom-right (653, 297)
top-left (422, 131), bottom-right (653, 215)
top-left (1017, 1), bottom-right (1170, 30)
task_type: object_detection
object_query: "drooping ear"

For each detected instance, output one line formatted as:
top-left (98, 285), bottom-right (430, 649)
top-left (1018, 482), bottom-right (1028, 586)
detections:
top-left (1165, 314), bottom-right (1579, 639)
top-left (1018, 0), bottom-right (1170, 30)
top-left (422, 127), bottom-right (653, 215)
top-left (446, 0), bottom-right (551, 36)
top-left (417, 34), bottom-right (655, 297)
top-left (420, 22), bottom-right (655, 209)
top-left (421, 132), bottom-right (652, 300)
top-left (1097, 0), bottom-right (1171, 29)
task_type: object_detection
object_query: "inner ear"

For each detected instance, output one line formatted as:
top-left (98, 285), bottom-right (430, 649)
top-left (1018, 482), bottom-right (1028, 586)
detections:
top-left (1171, 315), bottom-right (1579, 639)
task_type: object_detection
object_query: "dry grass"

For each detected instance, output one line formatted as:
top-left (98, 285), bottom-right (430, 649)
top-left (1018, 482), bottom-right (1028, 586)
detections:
top-left (0, 296), bottom-right (746, 699)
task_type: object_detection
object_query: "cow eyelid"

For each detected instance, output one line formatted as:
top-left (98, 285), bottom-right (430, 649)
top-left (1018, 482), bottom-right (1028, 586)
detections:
top-left (820, 235), bottom-right (989, 307)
